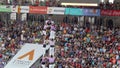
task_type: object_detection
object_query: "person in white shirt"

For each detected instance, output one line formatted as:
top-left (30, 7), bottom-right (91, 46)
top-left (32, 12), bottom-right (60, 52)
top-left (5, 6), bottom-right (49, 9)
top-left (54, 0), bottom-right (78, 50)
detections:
top-left (49, 30), bottom-right (55, 40)
top-left (49, 39), bottom-right (55, 46)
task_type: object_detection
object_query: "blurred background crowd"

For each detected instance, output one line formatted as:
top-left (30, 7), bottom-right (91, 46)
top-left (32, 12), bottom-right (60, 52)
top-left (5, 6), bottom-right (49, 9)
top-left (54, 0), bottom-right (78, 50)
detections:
top-left (0, 0), bottom-right (120, 68)
top-left (0, 17), bottom-right (119, 68)
top-left (0, 0), bottom-right (119, 10)
top-left (54, 22), bottom-right (120, 68)
top-left (0, 0), bottom-right (61, 7)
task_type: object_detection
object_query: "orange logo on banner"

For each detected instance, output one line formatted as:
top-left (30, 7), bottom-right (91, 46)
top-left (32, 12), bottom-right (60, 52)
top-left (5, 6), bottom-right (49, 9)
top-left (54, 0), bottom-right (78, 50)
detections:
top-left (18, 6), bottom-right (21, 14)
top-left (18, 50), bottom-right (34, 60)
top-left (29, 6), bottom-right (47, 14)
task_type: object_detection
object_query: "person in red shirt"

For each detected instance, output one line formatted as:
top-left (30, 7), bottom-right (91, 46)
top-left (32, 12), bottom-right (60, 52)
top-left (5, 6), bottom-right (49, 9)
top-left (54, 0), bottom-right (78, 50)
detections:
top-left (0, 54), bottom-right (2, 58)
top-left (35, 0), bottom-right (39, 6)
top-left (71, 62), bottom-right (82, 68)
top-left (110, 57), bottom-right (116, 64)
top-left (45, 0), bottom-right (50, 6)
top-left (118, 45), bottom-right (120, 51)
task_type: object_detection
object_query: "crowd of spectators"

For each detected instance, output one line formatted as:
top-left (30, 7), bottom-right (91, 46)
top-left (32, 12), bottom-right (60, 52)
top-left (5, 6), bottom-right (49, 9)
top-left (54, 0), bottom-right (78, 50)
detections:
top-left (54, 22), bottom-right (120, 68)
top-left (0, 20), bottom-right (46, 68)
top-left (0, 0), bottom-right (61, 7)
top-left (0, 15), bottom-right (120, 68)
top-left (1, 0), bottom-right (120, 10)
top-left (37, 17), bottom-right (120, 68)
top-left (99, 1), bottom-right (120, 10)
top-left (0, 17), bottom-right (57, 68)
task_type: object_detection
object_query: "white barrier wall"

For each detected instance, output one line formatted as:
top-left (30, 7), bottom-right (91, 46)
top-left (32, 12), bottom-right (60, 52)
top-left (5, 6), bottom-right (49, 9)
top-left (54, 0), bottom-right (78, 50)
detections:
top-left (5, 43), bottom-right (45, 68)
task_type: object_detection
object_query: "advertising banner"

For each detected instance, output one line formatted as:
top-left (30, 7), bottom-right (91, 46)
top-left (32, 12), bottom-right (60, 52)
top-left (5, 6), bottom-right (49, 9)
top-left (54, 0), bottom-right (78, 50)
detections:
top-left (83, 9), bottom-right (100, 16)
top-left (65, 8), bottom-right (100, 16)
top-left (65, 8), bottom-right (83, 15)
top-left (101, 10), bottom-right (120, 16)
top-left (11, 5), bottom-right (18, 12)
top-left (20, 6), bottom-right (29, 13)
top-left (0, 5), bottom-right (11, 12)
top-left (47, 7), bottom-right (65, 15)
top-left (29, 6), bottom-right (47, 14)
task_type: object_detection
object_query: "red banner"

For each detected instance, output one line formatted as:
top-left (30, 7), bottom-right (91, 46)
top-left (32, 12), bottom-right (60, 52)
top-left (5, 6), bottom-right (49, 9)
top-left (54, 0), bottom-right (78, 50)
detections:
top-left (101, 10), bottom-right (120, 16)
top-left (29, 6), bottom-right (47, 14)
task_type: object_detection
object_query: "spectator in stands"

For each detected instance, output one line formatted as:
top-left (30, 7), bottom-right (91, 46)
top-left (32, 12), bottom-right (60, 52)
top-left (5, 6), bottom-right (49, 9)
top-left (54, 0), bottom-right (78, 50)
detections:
top-left (54, 21), bottom-right (120, 68)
